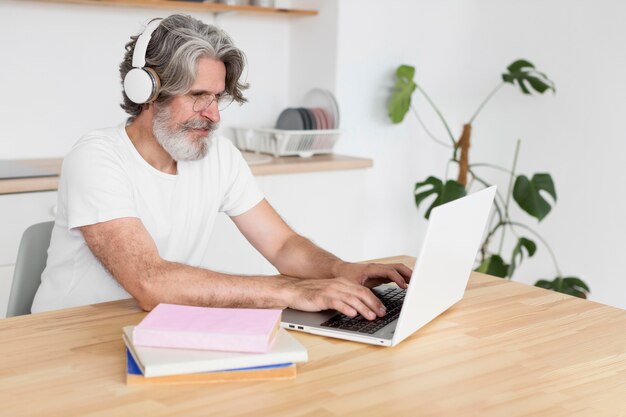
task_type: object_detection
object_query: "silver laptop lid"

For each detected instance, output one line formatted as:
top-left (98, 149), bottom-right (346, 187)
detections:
top-left (392, 186), bottom-right (496, 346)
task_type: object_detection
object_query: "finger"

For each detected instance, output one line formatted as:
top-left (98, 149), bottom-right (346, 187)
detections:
top-left (353, 285), bottom-right (388, 317)
top-left (328, 283), bottom-right (384, 319)
top-left (329, 299), bottom-right (358, 318)
top-left (364, 265), bottom-right (409, 289)
top-left (361, 278), bottom-right (388, 289)
top-left (390, 263), bottom-right (413, 282)
top-left (341, 293), bottom-right (381, 320)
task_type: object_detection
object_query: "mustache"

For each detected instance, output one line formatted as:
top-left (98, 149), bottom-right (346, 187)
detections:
top-left (180, 118), bottom-right (219, 132)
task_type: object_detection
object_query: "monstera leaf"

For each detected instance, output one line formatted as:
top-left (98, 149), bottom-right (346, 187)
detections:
top-left (414, 176), bottom-right (467, 219)
top-left (476, 255), bottom-right (509, 278)
top-left (507, 237), bottom-right (537, 278)
top-left (535, 276), bottom-right (590, 299)
top-left (513, 173), bottom-right (557, 221)
top-left (388, 65), bottom-right (417, 123)
top-left (502, 59), bottom-right (555, 95)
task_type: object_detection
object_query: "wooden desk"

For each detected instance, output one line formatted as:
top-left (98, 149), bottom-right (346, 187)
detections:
top-left (1, 255), bottom-right (625, 416)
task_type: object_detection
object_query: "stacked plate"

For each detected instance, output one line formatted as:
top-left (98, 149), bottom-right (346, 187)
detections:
top-left (231, 88), bottom-right (341, 158)
top-left (275, 88), bottom-right (340, 130)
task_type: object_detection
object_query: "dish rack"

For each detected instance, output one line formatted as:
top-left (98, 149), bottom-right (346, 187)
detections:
top-left (231, 127), bottom-right (342, 158)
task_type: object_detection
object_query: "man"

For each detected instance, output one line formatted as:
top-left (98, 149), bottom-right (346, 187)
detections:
top-left (31, 14), bottom-right (411, 320)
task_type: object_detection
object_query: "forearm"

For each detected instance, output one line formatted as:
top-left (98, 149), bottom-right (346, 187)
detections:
top-left (231, 200), bottom-right (351, 280)
top-left (271, 234), bottom-right (348, 279)
top-left (129, 259), bottom-right (292, 311)
top-left (81, 218), bottom-right (296, 312)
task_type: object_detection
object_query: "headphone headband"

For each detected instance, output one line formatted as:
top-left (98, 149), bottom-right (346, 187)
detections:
top-left (132, 18), bottom-right (163, 68)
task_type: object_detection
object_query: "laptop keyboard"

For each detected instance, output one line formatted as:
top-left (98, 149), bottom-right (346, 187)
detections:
top-left (320, 287), bottom-right (406, 334)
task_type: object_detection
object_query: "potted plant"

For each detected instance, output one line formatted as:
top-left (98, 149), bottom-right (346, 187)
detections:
top-left (388, 60), bottom-right (590, 298)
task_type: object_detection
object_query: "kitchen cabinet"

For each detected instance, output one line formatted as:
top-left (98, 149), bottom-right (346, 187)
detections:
top-left (0, 192), bottom-right (57, 317)
top-left (0, 192), bottom-right (58, 266)
top-left (204, 168), bottom-right (368, 275)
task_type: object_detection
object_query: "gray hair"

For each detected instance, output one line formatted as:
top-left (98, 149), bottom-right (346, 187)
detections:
top-left (119, 14), bottom-right (248, 118)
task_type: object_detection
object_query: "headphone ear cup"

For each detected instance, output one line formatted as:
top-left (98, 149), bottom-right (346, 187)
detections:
top-left (124, 67), bottom-right (161, 104)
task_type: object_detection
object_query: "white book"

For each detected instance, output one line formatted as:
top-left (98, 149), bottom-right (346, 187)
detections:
top-left (123, 326), bottom-right (308, 378)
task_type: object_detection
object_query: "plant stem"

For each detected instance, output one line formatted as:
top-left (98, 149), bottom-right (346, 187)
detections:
top-left (467, 166), bottom-right (507, 259)
top-left (410, 105), bottom-right (453, 148)
top-left (508, 221), bottom-right (563, 277)
top-left (469, 162), bottom-right (513, 175)
top-left (416, 85), bottom-right (456, 147)
top-left (498, 139), bottom-right (521, 253)
top-left (480, 220), bottom-right (505, 260)
top-left (467, 167), bottom-right (507, 210)
top-left (506, 140), bottom-right (521, 211)
top-left (466, 167), bottom-right (489, 188)
top-left (469, 82), bottom-right (505, 124)
top-left (445, 158), bottom-right (456, 181)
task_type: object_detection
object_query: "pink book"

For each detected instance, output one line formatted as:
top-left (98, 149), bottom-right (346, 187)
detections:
top-left (133, 304), bottom-right (283, 353)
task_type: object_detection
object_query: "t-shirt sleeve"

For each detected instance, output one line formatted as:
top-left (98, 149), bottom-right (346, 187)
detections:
top-left (63, 138), bottom-right (138, 230)
top-left (218, 140), bottom-right (264, 217)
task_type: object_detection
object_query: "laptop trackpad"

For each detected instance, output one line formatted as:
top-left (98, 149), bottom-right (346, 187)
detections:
top-left (282, 308), bottom-right (336, 327)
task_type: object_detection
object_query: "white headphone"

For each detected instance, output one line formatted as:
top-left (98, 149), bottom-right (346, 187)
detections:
top-left (123, 19), bottom-right (163, 104)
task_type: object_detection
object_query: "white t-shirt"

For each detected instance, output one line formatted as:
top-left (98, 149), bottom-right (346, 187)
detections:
top-left (31, 123), bottom-right (264, 313)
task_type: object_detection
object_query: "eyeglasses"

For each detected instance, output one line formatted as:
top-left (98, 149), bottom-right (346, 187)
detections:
top-left (187, 92), bottom-right (234, 112)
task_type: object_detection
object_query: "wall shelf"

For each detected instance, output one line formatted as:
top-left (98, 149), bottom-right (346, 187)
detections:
top-left (0, 155), bottom-right (373, 195)
top-left (26, 0), bottom-right (318, 16)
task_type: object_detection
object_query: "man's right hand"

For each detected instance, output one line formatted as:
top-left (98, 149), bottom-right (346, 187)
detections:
top-left (282, 277), bottom-right (386, 321)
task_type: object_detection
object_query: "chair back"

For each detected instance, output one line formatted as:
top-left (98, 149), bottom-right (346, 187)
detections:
top-left (6, 221), bottom-right (54, 317)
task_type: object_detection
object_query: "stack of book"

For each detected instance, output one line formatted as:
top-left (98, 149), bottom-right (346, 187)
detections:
top-left (123, 303), bottom-right (308, 385)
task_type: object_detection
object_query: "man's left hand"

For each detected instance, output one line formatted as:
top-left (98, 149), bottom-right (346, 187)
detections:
top-left (334, 262), bottom-right (412, 289)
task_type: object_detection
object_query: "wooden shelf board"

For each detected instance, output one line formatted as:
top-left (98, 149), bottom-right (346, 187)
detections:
top-left (25, 0), bottom-right (318, 16)
top-left (0, 154), bottom-right (373, 195)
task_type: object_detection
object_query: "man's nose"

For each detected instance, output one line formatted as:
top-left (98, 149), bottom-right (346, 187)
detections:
top-left (199, 100), bottom-right (220, 123)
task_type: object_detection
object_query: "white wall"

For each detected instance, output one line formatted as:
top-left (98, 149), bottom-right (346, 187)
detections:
top-left (2, 0), bottom-right (626, 310)
top-left (332, 0), bottom-right (626, 309)
top-left (287, 0), bottom-right (338, 105)
top-left (0, 1), bottom-right (291, 158)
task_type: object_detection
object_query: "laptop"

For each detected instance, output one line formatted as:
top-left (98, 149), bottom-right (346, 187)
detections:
top-left (281, 186), bottom-right (496, 347)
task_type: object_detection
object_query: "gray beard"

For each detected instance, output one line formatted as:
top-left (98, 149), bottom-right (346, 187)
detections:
top-left (152, 104), bottom-right (218, 161)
